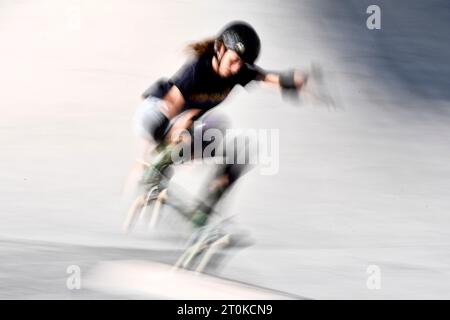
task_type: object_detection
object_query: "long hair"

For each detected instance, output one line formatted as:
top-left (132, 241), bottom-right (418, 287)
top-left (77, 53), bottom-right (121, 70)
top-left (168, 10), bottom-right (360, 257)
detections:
top-left (185, 37), bottom-right (216, 57)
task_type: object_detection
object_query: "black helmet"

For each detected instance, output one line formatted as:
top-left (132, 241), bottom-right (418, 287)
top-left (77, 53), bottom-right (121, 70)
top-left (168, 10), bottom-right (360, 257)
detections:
top-left (216, 21), bottom-right (261, 65)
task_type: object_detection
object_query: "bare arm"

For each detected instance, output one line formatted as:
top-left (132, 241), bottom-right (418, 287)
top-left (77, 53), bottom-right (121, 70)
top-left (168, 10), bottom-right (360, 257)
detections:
top-left (166, 108), bottom-right (202, 143)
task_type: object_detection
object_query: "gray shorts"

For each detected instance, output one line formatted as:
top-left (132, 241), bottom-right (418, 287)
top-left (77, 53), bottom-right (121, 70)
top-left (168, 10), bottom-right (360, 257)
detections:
top-left (133, 96), bottom-right (169, 141)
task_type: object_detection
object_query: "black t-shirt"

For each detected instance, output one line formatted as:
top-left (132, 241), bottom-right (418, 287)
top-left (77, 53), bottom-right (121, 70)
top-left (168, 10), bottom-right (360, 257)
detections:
top-left (143, 53), bottom-right (264, 113)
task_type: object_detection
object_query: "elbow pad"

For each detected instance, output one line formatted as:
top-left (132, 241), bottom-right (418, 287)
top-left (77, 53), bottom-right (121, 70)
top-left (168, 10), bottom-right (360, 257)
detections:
top-left (142, 78), bottom-right (171, 99)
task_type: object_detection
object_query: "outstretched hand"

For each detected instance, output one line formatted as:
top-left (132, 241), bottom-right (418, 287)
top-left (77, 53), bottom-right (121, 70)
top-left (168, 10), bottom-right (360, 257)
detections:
top-left (281, 64), bottom-right (340, 110)
top-left (299, 64), bottom-right (340, 110)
